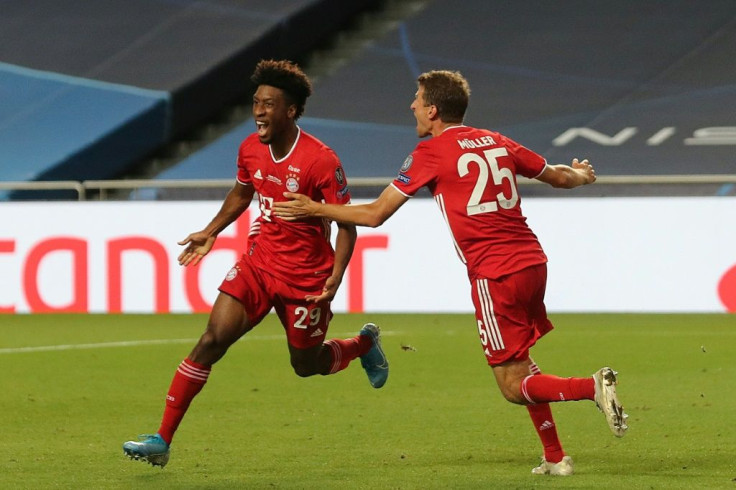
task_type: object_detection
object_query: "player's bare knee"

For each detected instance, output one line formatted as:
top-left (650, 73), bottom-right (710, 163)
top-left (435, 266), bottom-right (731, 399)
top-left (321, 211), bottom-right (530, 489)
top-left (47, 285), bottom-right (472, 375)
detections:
top-left (499, 383), bottom-right (527, 405)
top-left (290, 359), bottom-right (319, 378)
top-left (505, 392), bottom-right (528, 405)
top-left (191, 329), bottom-right (230, 361)
top-left (197, 330), bottom-right (220, 350)
top-left (291, 364), bottom-right (318, 377)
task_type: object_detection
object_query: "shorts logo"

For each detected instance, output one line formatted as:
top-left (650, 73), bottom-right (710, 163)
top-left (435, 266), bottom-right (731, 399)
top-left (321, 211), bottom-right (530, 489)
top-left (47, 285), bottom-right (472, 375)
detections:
top-left (400, 155), bottom-right (413, 172)
top-left (225, 267), bottom-right (238, 281)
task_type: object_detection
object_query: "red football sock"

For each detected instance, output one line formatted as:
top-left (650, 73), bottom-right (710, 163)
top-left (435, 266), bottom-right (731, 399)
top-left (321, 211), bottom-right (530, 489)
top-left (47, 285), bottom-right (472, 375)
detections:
top-left (157, 358), bottom-right (211, 444)
top-left (527, 402), bottom-right (565, 463)
top-left (520, 374), bottom-right (595, 404)
top-left (323, 335), bottom-right (372, 374)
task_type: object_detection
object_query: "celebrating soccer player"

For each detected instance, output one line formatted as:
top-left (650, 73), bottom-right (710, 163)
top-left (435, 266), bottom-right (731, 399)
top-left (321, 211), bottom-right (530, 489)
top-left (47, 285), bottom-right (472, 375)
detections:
top-left (122, 60), bottom-right (388, 468)
top-left (273, 69), bottom-right (627, 476)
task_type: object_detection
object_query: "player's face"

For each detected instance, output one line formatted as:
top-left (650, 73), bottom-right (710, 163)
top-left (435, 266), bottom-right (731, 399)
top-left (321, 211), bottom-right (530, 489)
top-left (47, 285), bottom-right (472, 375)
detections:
top-left (410, 86), bottom-right (432, 138)
top-left (253, 85), bottom-right (296, 145)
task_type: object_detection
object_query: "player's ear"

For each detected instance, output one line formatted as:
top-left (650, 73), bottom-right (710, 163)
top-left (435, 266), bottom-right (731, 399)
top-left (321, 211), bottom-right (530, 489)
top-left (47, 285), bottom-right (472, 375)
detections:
top-left (287, 104), bottom-right (297, 119)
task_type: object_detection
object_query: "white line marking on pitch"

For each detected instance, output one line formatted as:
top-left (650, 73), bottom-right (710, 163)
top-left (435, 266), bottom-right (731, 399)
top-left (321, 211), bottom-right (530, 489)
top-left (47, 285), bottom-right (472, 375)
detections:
top-left (0, 338), bottom-right (198, 354)
top-left (0, 331), bottom-right (403, 354)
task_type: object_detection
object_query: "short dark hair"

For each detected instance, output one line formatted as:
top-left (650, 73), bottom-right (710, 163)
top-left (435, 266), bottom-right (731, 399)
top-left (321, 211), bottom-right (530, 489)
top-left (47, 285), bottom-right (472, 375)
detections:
top-left (417, 70), bottom-right (470, 123)
top-left (251, 59), bottom-right (312, 119)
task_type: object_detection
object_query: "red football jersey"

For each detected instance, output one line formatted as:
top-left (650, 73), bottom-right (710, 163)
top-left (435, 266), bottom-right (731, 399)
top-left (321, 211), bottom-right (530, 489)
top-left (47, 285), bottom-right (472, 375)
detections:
top-left (236, 127), bottom-right (351, 290)
top-left (392, 125), bottom-right (547, 281)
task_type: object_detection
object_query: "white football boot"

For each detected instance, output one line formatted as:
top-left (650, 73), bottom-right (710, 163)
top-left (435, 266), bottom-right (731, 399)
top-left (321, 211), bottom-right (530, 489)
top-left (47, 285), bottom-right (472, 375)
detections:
top-left (531, 455), bottom-right (574, 476)
top-left (593, 367), bottom-right (629, 437)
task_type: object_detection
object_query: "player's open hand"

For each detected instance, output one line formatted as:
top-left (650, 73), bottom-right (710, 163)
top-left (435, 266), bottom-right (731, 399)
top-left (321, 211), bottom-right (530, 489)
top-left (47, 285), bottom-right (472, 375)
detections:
top-left (571, 158), bottom-right (596, 184)
top-left (177, 232), bottom-right (216, 266)
top-left (305, 276), bottom-right (340, 303)
top-left (272, 192), bottom-right (318, 221)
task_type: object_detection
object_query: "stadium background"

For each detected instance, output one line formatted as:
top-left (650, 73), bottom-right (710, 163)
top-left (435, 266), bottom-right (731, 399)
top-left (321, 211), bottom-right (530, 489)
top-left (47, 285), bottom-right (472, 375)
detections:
top-left (2, 3), bottom-right (736, 488)
top-left (1, 0), bottom-right (735, 313)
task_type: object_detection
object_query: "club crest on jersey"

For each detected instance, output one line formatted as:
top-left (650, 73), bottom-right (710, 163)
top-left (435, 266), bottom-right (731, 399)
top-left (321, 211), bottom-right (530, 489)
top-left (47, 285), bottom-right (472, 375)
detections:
top-left (225, 267), bottom-right (238, 281)
top-left (400, 155), bottom-right (413, 172)
top-left (335, 166), bottom-right (346, 186)
top-left (285, 172), bottom-right (300, 192)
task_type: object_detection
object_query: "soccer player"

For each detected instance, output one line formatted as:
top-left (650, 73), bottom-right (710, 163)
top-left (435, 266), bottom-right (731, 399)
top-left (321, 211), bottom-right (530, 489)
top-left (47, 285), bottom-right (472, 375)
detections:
top-left (122, 60), bottom-right (388, 468)
top-left (273, 70), bottom-right (628, 476)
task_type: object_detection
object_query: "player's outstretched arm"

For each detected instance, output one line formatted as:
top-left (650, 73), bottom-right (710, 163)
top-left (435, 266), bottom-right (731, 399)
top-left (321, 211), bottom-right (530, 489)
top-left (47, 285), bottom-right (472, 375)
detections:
top-left (271, 192), bottom-right (322, 220)
top-left (536, 158), bottom-right (596, 189)
top-left (274, 185), bottom-right (409, 227)
top-left (178, 182), bottom-right (255, 266)
top-left (177, 233), bottom-right (217, 267)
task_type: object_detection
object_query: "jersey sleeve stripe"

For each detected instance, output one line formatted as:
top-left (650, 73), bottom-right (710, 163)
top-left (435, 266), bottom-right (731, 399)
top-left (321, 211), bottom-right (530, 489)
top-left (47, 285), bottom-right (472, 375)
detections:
top-left (390, 182), bottom-right (412, 198)
top-left (530, 161), bottom-right (549, 180)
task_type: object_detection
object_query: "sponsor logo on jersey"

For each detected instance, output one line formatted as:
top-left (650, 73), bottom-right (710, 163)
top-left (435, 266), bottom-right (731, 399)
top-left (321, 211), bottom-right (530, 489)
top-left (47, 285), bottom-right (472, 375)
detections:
top-left (397, 173), bottom-right (411, 184)
top-left (400, 155), bottom-right (413, 172)
top-left (286, 177), bottom-right (299, 192)
top-left (267, 175), bottom-right (282, 185)
top-left (253, 169), bottom-right (263, 179)
top-left (335, 166), bottom-right (346, 186)
top-left (225, 267), bottom-right (238, 281)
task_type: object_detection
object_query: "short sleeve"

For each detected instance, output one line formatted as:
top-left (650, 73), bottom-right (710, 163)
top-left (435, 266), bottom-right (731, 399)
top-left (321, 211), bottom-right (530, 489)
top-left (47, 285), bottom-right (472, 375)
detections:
top-left (503, 135), bottom-right (547, 179)
top-left (313, 149), bottom-right (351, 205)
top-left (392, 143), bottom-right (438, 197)
top-left (236, 139), bottom-right (252, 185)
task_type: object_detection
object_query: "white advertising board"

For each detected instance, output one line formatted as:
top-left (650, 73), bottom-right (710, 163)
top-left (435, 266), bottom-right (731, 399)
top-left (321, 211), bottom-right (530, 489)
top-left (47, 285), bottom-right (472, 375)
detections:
top-left (1, 197), bottom-right (734, 314)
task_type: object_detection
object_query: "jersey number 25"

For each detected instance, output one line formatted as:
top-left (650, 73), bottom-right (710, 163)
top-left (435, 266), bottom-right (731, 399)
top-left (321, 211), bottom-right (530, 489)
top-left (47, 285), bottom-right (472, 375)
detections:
top-left (457, 147), bottom-right (519, 216)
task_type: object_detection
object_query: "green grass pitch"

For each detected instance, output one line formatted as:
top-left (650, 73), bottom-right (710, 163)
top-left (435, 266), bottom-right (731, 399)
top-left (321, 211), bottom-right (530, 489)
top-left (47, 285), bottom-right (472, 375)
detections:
top-left (1, 313), bottom-right (735, 488)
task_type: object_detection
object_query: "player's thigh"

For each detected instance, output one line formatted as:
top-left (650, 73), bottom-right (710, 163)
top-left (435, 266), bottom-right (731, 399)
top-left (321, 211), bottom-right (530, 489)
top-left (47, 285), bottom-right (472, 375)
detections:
top-left (286, 342), bottom-right (324, 376)
top-left (189, 292), bottom-right (252, 364)
top-left (275, 295), bottom-right (332, 350)
top-left (491, 357), bottom-right (534, 395)
top-left (205, 292), bottom-right (253, 344)
top-left (210, 257), bottom-right (274, 342)
top-left (470, 266), bottom-right (550, 366)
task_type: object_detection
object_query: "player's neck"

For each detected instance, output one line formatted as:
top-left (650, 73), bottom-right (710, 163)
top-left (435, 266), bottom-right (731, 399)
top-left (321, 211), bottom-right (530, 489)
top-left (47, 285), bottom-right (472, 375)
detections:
top-left (430, 120), bottom-right (463, 138)
top-left (270, 124), bottom-right (299, 160)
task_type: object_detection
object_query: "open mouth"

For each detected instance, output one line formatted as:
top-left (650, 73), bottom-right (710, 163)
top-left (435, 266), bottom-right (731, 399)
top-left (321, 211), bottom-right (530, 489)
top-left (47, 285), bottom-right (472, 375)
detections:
top-left (256, 121), bottom-right (268, 138)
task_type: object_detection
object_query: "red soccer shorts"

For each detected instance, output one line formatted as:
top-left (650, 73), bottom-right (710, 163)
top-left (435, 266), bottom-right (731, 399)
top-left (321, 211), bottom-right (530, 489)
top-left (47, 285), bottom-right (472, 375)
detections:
top-left (469, 263), bottom-right (554, 366)
top-left (218, 254), bottom-right (332, 349)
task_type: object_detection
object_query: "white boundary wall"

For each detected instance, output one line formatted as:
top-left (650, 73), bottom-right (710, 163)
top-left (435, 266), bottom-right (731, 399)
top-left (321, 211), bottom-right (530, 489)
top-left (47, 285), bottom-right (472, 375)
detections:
top-left (1, 197), bottom-right (735, 314)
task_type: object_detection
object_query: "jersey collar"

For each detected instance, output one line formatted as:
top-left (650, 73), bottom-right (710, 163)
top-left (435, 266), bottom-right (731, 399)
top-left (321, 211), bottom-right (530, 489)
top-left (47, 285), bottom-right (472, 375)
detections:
top-left (441, 125), bottom-right (466, 134)
top-left (270, 126), bottom-right (301, 163)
